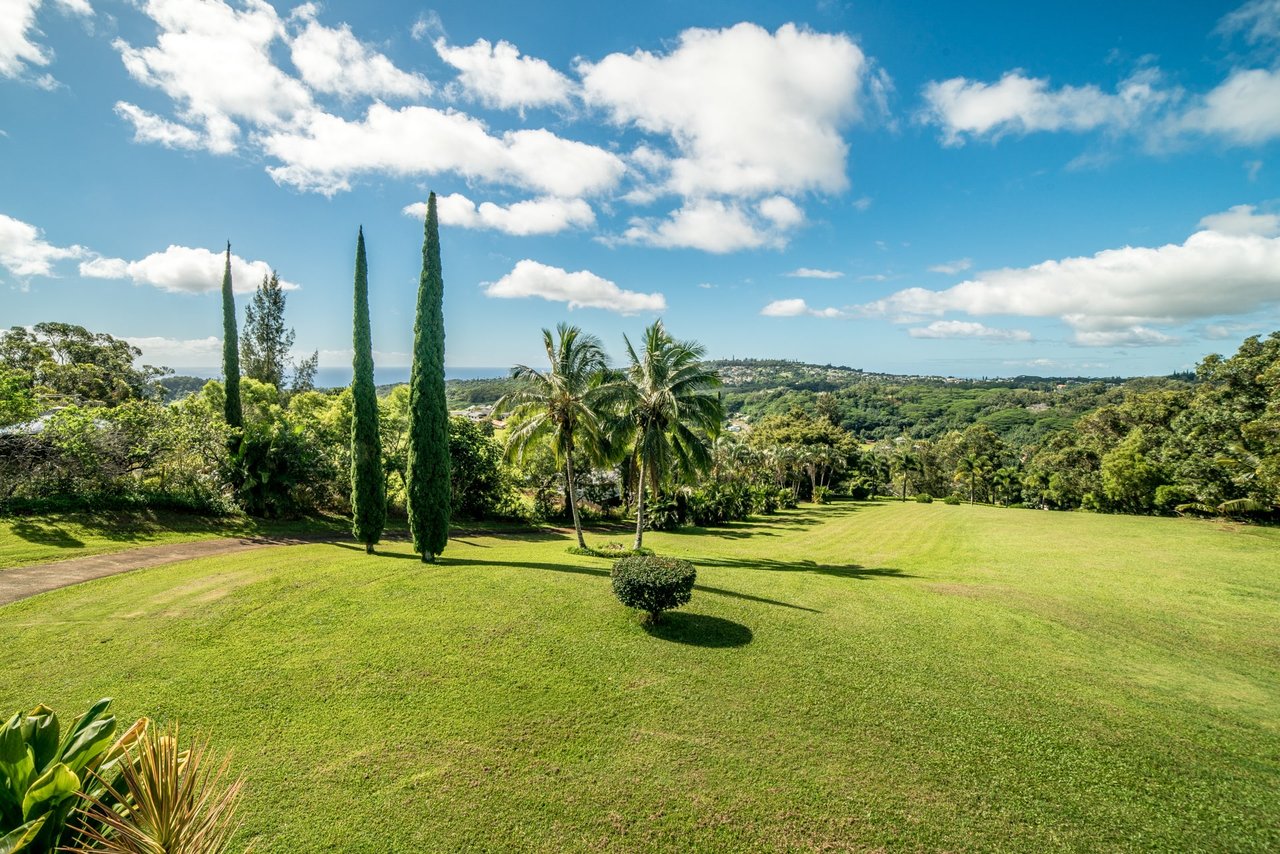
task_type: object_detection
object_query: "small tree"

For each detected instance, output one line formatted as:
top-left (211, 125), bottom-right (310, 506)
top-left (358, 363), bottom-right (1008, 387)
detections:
top-left (494, 324), bottom-right (612, 550)
top-left (619, 321), bottom-right (722, 550)
top-left (611, 555), bottom-right (696, 624)
top-left (241, 269), bottom-right (318, 395)
top-left (349, 227), bottom-right (385, 553)
top-left (220, 244), bottom-right (242, 430)
top-left (406, 193), bottom-right (451, 562)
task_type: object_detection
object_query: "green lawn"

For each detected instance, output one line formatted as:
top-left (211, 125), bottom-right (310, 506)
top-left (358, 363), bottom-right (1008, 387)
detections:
top-left (0, 510), bottom-right (354, 568)
top-left (2, 502), bottom-right (1278, 851)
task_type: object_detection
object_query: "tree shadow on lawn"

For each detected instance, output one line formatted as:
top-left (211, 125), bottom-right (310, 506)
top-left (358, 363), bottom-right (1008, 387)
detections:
top-left (327, 543), bottom-right (821, 613)
top-left (695, 556), bottom-right (917, 581)
top-left (644, 612), bottom-right (753, 647)
top-left (9, 519), bottom-right (85, 549)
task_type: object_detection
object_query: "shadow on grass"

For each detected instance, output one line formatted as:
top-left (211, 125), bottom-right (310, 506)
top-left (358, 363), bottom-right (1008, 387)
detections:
top-left (9, 520), bottom-right (85, 549)
top-left (695, 556), bottom-right (917, 580)
top-left (664, 502), bottom-right (873, 540)
top-left (328, 544), bottom-right (821, 613)
top-left (643, 612), bottom-right (753, 647)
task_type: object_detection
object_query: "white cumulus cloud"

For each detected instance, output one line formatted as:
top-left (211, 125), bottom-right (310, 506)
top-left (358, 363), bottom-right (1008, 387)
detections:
top-left (921, 69), bottom-right (1171, 145)
top-left (760, 298), bottom-right (845, 318)
top-left (928, 258), bottom-right (973, 274)
top-left (435, 37), bottom-right (573, 111)
top-left (485, 259), bottom-right (665, 314)
top-left (785, 268), bottom-right (843, 279)
top-left (114, 101), bottom-right (205, 150)
top-left (1177, 68), bottom-right (1280, 145)
top-left (262, 104), bottom-right (625, 197)
top-left (620, 198), bottom-right (802, 253)
top-left (907, 320), bottom-right (1032, 341)
top-left (0, 212), bottom-right (86, 279)
top-left (404, 194), bottom-right (594, 236)
top-left (114, 0), bottom-right (313, 154)
top-left (1197, 203), bottom-right (1280, 236)
top-left (1, 0), bottom-right (92, 84)
top-left (579, 22), bottom-right (870, 198)
top-left (79, 245), bottom-right (296, 294)
top-left (289, 3), bottom-right (430, 100)
top-left (862, 206), bottom-right (1280, 346)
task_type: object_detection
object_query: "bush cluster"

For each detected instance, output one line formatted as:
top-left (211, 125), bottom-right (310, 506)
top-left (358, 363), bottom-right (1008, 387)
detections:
top-left (611, 555), bottom-right (696, 623)
top-left (914, 493), bottom-right (934, 503)
top-left (943, 494), bottom-right (962, 505)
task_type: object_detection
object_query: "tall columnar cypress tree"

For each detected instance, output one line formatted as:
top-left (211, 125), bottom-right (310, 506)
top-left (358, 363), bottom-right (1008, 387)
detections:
top-left (405, 193), bottom-right (451, 562)
top-left (220, 243), bottom-right (243, 430)
top-left (350, 227), bottom-right (386, 554)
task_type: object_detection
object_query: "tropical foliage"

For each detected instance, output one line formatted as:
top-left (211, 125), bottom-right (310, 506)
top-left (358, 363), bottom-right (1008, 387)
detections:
top-left (494, 324), bottom-right (613, 549)
top-left (0, 698), bottom-right (146, 852)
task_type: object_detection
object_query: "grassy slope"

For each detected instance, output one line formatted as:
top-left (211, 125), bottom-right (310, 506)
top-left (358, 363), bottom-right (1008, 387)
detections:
top-left (1, 502), bottom-right (1277, 852)
top-left (0, 511), bottom-right (354, 569)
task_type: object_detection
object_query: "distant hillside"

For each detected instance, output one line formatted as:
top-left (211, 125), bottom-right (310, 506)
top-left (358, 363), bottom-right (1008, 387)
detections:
top-left (708, 358), bottom-right (1192, 443)
top-left (428, 358), bottom-right (1193, 444)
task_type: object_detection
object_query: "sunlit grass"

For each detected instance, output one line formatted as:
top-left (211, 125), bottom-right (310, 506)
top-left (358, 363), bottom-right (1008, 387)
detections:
top-left (2, 502), bottom-right (1277, 851)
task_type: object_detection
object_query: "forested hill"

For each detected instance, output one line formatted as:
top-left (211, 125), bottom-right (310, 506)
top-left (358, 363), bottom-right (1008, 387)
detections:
top-left (708, 359), bottom-right (1196, 443)
top-left (440, 358), bottom-right (1195, 445)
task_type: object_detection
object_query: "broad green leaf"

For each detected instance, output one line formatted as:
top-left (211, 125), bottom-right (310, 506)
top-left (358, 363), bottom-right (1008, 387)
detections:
top-left (60, 717), bottom-right (115, 776)
top-left (0, 716), bottom-right (23, 765)
top-left (0, 719), bottom-right (33, 820)
top-left (0, 816), bottom-right (45, 854)
top-left (20, 763), bottom-right (78, 822)
top-left (55, 698), bottom-right (111, 761)
top-left (20, 710), bottom-right (57, 775)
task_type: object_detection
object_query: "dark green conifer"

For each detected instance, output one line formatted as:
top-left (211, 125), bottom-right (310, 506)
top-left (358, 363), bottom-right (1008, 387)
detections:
top-left (350, 227), bottom-right (386, 554)
top-left (220, 243), bottom-right (243, 429)
top-left (405, 193), bottom-right (451, 562)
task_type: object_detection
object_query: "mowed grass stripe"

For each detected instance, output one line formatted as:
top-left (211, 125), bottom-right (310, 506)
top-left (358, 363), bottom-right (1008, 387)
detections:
top-left (1, 502), bottom-right (1277, 851)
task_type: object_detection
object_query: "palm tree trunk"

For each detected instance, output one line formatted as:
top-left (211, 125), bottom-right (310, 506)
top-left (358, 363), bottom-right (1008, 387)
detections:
top-left (633, 456), bottom-right (646, 550)
top-left (565, 446), bottom-right (586, 550)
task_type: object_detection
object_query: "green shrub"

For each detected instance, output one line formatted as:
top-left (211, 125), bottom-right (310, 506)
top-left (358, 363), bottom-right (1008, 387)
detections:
top-left (1154, 484), bottom-right (1196, 513)
top-left (776, 489), bottom-right (798, 510)
top-left (943, 495), bottom-right (962, 505)
top-left (0, 698), bottom-right (145, 851)
top-left (813, 486), bottom-right (831, 505)
top-left (750, 485), bottom-right (778, 515)
top-left (645, 496), bottom-right (681, 531)
top-left (914, 493), bottom-right (933, 503)
top-left (611, 555), bottom-right (697, 624)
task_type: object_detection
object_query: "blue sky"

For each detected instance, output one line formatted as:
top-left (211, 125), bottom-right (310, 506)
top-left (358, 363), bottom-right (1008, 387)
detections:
top-left (2, 0), bottom-right (1279, 378)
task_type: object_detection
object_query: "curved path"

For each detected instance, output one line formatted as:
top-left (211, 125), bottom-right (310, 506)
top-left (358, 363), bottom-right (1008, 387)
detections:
top-left (0, 535), bottom-right (322, 606)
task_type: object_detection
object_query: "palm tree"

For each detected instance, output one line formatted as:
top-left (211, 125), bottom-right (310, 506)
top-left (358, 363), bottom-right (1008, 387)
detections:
top-left (993, 466), bottom-right (1019, 506)
top-left (890, 446), bottom-right (920, 501)
top-left (620, 321), bottom-right (722, 550)
top-left (956, 453), bottom-right (990, 504)
top-left (494, 324), bottom-right (611, 549)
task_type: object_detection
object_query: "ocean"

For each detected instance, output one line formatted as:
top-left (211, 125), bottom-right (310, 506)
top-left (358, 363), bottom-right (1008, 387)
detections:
top-left (170, 367), bottom-right (509, 389)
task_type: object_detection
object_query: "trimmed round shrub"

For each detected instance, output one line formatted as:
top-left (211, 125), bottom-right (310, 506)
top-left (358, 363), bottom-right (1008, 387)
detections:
top-left (943, 494), bottom-right (962, 505)
top-left (611, 555), bottom-right (696, 624)
top-left (914, 493), bottom-right (934, 504)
